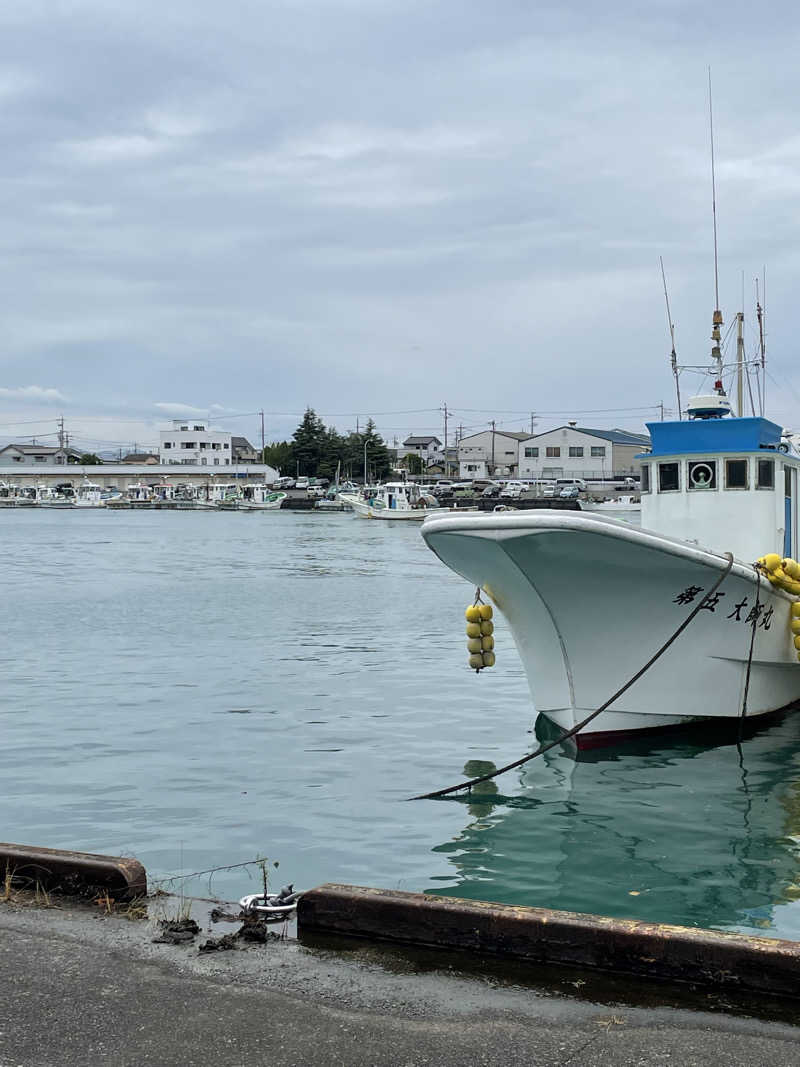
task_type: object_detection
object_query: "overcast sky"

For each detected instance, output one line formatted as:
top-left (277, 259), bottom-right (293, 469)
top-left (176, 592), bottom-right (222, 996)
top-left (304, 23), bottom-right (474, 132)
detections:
top-left (2, 0), bottom-right (800, 454)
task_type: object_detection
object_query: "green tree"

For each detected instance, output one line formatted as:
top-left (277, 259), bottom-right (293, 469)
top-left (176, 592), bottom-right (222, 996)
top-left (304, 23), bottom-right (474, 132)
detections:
top-left (290, 408), bottom-right (326, 476)
top-left (262, 441), bottom-right (292, 472)
top-left (76, 452), bottom-right (102, 465)
top-left (359, 419), bottom-right (392, 482)
top-left (317, 427), bottom-right (347, 481)
top-left (404, 453), bottom-right (423, 475)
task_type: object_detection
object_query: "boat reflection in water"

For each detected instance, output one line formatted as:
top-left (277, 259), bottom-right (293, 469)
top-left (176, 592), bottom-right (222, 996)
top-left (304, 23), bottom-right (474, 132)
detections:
top-left (426, 713), bottom-right (800, 941)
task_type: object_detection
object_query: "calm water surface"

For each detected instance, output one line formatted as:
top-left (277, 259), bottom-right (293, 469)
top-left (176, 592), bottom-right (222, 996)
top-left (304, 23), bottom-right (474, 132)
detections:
top-left (4, 509), bottom-right (800, 939)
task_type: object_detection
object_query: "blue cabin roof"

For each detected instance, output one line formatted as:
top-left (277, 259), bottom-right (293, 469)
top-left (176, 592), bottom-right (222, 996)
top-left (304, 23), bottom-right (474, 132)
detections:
top-left (638, 417), bottom-right (783, 458)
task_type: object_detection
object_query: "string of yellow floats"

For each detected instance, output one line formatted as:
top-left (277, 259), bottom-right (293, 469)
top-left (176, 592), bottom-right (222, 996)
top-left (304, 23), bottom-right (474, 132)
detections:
top-left (756, 553), bottom-right (800, 596)
top-left (756, 554), bottom-right (800, 662)
top-left (465, 596), bottom-right (495, 671)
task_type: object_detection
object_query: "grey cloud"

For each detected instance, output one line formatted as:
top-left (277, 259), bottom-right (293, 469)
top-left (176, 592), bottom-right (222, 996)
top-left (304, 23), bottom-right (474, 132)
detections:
top-left (2, 0), bottom-right (800, 449)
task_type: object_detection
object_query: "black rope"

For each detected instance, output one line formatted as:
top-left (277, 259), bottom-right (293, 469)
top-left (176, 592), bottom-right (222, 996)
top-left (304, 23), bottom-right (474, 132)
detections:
top-left (738, 564), bottom-right (763, 742)
top-left (411, 551), bottom-right (735, 801)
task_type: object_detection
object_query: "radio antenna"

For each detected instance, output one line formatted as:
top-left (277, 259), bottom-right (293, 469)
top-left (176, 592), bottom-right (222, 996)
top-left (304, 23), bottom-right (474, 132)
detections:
top-left (660, 256), bottom-right (682, 420)
top-left (708, 68), bottom-right (724, 391)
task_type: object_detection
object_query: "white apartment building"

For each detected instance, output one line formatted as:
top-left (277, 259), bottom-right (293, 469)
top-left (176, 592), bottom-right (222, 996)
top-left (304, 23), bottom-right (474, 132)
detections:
top-left (159, 421), bottom-right (233, 466)
top-left (517, 426), bottom-right (651, 480)
top-left (458, 429), bottom-right (530, 479)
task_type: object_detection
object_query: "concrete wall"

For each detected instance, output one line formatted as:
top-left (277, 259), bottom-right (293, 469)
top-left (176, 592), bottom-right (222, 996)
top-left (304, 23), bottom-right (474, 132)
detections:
top-left (0, 463), bottom-right (279, 489)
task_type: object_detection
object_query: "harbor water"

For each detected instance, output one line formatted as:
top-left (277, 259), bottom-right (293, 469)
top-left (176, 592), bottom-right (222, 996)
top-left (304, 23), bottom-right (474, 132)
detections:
top-left (4, 509), bottom-right (800, 940)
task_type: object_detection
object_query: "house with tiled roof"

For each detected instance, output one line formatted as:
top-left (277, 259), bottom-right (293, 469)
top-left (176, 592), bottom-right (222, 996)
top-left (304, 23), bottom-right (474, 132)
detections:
top-left (0, 443), bottom-right (81, 466)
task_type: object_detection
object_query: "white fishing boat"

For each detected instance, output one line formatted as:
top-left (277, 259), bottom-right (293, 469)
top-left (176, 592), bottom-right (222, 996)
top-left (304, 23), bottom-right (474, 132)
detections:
top-left (423, 402), bottom-right (800, 746)
top-left (240, 487), bottom-right (287, 511)
top-left (127, 483), bottom-right (154, 507)
top-left (341, 481), bottom-right (475, 521)
top-left (73, 479), bottom-right (105, 508)
top-left (36, 485), bottom-right (74, 507)
top-left (422, 105), bottom-right (800, 747)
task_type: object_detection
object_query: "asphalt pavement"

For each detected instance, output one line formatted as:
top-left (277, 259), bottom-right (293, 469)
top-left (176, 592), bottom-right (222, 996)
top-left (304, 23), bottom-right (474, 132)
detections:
top-left (1, 898), bottom-right (798, 1067)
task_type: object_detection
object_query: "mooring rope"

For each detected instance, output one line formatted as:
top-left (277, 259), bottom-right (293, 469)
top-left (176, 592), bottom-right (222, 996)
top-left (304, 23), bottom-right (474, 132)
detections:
top-left (737, 563), bottom-right (763, 742)
top-left (411, 551), bottom-right (735, 801)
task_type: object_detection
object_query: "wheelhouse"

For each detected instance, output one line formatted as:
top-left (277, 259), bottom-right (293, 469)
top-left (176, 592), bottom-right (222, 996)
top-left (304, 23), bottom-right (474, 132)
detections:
top-left (638, 416), bottom-right (798, 563)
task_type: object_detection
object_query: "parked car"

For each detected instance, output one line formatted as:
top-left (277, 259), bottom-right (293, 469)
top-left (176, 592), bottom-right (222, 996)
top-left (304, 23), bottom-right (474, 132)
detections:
top-left (307, 485), bottom-right (326, 497)
top-left (499, 480), bottom-right (527, 499)
top-left (559, 484), bottom-right (580, 499)
top-left (295, 477), bottom-right (310, 490)
top-left (481, 483), bottom-right (503, 499)
top-left (272, 476), bottom-right (296, 489)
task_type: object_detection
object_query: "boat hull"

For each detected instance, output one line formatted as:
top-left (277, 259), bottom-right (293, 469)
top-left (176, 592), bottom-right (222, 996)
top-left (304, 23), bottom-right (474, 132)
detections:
top-left (421, 512), bottom-right (800, 746)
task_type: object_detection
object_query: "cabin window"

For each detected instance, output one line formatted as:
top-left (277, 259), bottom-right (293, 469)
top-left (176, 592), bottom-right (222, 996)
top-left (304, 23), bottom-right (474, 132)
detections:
top-left (725, 459), bottom-right (748, 489)
top-left (688, 460), bottom-right (716, 490)
top-left (757, 459), bottom-right (775, 489)
top-left (640, 465), bottom-right (650, 493)
top-left (658, 462), bottom-right (680, 492)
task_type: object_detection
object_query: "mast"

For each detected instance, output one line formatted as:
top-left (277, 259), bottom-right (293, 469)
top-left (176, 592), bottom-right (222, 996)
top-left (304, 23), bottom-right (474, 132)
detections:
top-left (660, 257), bottom-right (682, 420)
top-left (708, 69), bottom-right (724, 393)
top-left (736, 311), bottom-right (744, 416)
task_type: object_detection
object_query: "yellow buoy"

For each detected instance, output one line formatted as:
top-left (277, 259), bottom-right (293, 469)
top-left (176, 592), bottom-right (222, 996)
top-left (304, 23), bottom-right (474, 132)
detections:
top-left (466, 622), bottom-right (482, 638)
top-left (468, 653), bottom-right (484, 670)
top-left (791, 620), bottom-right (800, 635)
top-left (793, 635), bottom-right (800, 651)
top-left (482, 651), bottom-right (496, 668)
top-left (478, 604), bottom-right (493, 621)
top-left (465, 605), bottom-right (481, 623)
top-left (763, 554), bottom-right (782, 572)
top-left (792, 603), bottom-right (800, 618)
top-left (467, 637), bottom-right (483, 654)
top-left (481, 635), bottom-right (494, 651)
top-left (480, 620), bottom-right (494, 636)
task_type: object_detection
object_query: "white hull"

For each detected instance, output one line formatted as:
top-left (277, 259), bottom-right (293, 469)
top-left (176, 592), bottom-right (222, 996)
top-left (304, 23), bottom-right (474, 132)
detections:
top-left (339, 493), bottom-right (433, 520)
top-left (422, 512), bottom-right (800, 746)
top-left (240, 501), bottom-right (283, 511)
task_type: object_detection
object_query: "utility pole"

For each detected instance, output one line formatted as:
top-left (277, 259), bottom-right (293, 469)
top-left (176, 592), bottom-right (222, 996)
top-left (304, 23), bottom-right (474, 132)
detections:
top-left (260, 410), bottom-right (265, 459)
top-left (442, 403), bottom-right (449, 477)
top-left (490, 420), bottom-right (496, 476)
top-left (363, 439), bottom-right (368, 485)
top-left (530, 412), bottom-right (536, 435)
top-left (658, 401), bottom-right (665, 422)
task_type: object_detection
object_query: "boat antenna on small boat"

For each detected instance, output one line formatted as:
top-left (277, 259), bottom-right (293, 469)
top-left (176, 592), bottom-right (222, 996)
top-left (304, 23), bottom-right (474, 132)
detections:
top-left (708, 68), bottom-right (725, 397)
top-left (660, 256), bottom-right (682, 420)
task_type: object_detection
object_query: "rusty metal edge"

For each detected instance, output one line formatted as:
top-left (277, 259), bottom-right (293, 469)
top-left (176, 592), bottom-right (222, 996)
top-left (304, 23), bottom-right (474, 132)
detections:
top-left (0, 842), bottom-right (147, 901)
top-left (297, 884), bottom-right (800, 998)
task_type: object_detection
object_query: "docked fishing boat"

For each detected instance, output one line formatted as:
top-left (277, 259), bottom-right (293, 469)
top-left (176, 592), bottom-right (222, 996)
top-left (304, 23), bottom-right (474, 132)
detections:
top-left (423, 401), bottom-right (800, 746)
top-left (36, 485), bottom-right (74, 507)
top-left (341, 481), bottom-right (474, 521)
top-left (240, 486), bottom-right (287, 510)
top-left (73, 480), bottom-right (105, 508)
